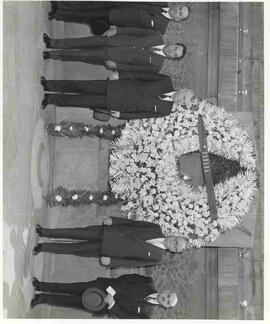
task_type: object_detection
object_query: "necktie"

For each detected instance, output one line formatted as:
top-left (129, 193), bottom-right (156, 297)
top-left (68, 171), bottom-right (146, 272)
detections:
top-left (154, 49), bottom-right (162, 56)
top-left (148, 47), bottom-right (162, 56)
top-left (146, 296), bottom-right (156, 304)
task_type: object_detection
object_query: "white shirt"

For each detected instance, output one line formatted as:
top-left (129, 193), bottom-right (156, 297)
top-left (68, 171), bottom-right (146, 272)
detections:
top-left (151, 44), bottom-right (166, 56)
top-left (145, 293), bottom-right (160, 304)
top-left (159, 91), bottom-right (176, 101)
top-left (107, 299), bottom-right (115, 310)
top-left (146, 237), bottom-right (166, 249)
top-left (106, 286), bottom-right (116, 309)
top-left (161, 7), bottom-right (171, 19)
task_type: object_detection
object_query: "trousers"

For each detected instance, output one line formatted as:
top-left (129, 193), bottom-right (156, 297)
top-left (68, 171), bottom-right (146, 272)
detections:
top-left (35, 279), bottom-right (104, 310)
top-left (54, 8), bottom-right (110, 23)
top-left (48, 48), bottom-right (107, 64)
top-left (45, 80), bottom-right (107, 109)
top-left (39, 225), bottom-right (104, 257)
top-left (50, 36), bottom-right (108, 49)
top-left (36, 294), bottom-right (84, 309)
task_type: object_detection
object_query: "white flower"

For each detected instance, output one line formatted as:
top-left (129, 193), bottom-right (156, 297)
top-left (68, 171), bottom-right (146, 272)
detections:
top-left (100, 128), bottom-right (103, 134)
top-left (112, 130), bottom-right (115, 135)
top-left (72, 194), bottom-right (78, 200)
top-left (69, 126), bottom-right (73, 131)
top-left (55, 195), bottom-right (62, 201)
top-left (103, 195), bottom-right (108, 201)
top-left (84, 126), bottom-right (89, 132)
top-left (54, 126), bottom-right (61, 132)
top-left (89, 195), bottom-right (93, 200)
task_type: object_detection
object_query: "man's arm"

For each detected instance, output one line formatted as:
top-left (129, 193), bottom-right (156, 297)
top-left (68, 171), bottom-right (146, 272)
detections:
top-left (106, 61), bottom-right (158, 72)
top-left (109, 304), bottom-right (141, 319)
top-left (115, 2), bottom-right (168, 11)
top-left (109, 216), bottom-right (161, 228)
top-left (138, 2), bottom-right (168, 7)
top-left (110, 274), bottom-right (153, 293)
top-left (116, 274), bottom-right (153, 284)
top-left (116, 26), bottom-right (157, 36)
top-left (118, 70), bottom-right (169, 81)
top-left (109, 256), bottom-right (158, 268)
top-left (116, 63), bottom-right (159, 72)
top-left (119, 111), bottom-right (169, 120)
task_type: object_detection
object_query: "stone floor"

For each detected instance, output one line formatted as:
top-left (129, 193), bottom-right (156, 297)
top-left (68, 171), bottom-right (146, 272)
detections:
top-left (3, 1), bottom-right (53, 317)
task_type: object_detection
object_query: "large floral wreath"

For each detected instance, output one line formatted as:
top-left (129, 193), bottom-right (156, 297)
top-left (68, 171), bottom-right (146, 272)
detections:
top-left (109, 95), bottom-right (257, 248)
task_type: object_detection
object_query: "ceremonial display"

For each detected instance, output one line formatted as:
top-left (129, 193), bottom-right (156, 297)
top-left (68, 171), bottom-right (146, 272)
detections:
top-left (4, 0), bottom-right (263, 319)
top-left (109, 96), bottom-right (257, 248)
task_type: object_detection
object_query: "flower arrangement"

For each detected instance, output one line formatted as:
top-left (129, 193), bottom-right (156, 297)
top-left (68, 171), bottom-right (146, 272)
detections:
top-left (47, 120), bottom-right (125, 140)
top-left (109, 97), bottom-right (257, 248)
top-left (45, 186), bottom-right (122, 207)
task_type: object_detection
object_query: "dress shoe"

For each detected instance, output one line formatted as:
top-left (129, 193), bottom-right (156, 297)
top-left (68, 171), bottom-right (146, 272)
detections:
top-left (35, 224), bottom-right (42, 235)
top-left (32, 277), bottom-right (40, 290)
top-left (43, 51), bottom-right (50, 60)
top-left (41, 94), bottom-right (48, 110)
top-left (40, 77), bottom-right (47, 90)
top-left (43, 33), bottom-right (51, 48)
top-left (33, 244), bottom-right (42, 255)
top-left (30, 294), bottom-right (40, 309)
top-left (48, 11), bottom-right (55, 21)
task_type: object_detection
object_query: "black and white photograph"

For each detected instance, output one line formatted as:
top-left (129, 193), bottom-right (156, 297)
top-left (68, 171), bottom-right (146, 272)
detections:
top-left (2, 0), bottom-right (265, 320)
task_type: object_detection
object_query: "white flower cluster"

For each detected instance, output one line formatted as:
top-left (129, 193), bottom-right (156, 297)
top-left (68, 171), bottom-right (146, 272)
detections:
top-left (109, 99), bottom-right (257, 248)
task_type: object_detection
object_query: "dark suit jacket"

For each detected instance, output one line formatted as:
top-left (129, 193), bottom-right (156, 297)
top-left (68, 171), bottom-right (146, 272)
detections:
top-left (91, 274), bottom-right (157, 319)
top-left (101, 217), bottom-right (165, 268)
top-left (54, 2), bottom-right (169, 34)
top-left (98, 71), bottom-right (173, 121)
top-left (103, 28), bottom-right (166, 72)
top-left (107, 26), bottom-right (164, 48)
top-left (56, 1), bottom-right (168, 11)
top-left (110, 7), bottom-right (170, 34)
top-left (106, 32), bottom-right (165, 72)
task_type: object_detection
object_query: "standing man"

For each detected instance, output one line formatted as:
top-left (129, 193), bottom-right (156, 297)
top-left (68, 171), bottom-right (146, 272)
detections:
top-left (33, 216), bottom-right (187, 267)
top-left (50, 2), bottom-right (171, 12)
top-left (49, 2), bottom-right (190, 35)
top-left (31, 273), bottom-right (178, 318)
top-left (40, 71), bottom-right (191, 121)
top-left (43, 27), bottom-right (187, 71)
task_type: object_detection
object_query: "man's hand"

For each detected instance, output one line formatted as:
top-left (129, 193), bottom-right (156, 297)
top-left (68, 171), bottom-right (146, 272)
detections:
top-left (105, 60), bottom-right (117, 70)
top-left (100, 256), bottom-right (111, 266)
top-left (110, 111), bottom-right (120, 118)
top-left (103, 25), bottom-right (117, 37)
top-left (108, 70), bottom-right (119, 80)
top-left (173, 89), bottom-right (195, 105)
top-left (102, 216), bottom-right (113, 226)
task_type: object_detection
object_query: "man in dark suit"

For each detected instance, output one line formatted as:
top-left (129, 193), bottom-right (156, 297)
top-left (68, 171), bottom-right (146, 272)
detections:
top-left (51, 1), bottom-right (170, 12)
top-left (30, 273), bottom-right (178, 318)
top-left (33, 217), bottom-right (187, 268)
top-left (50, 2), bottom-right (190, 35)
top-left (40, 71), bottom-right (186, 121)
top-left (43, 27), bottom-right (186, 71)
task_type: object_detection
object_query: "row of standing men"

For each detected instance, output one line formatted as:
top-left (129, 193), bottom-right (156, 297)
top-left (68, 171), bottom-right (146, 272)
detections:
top-left (31, 1), bottom-right (191, 318)
top-left (41, 1), bottom-right (193, 122)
